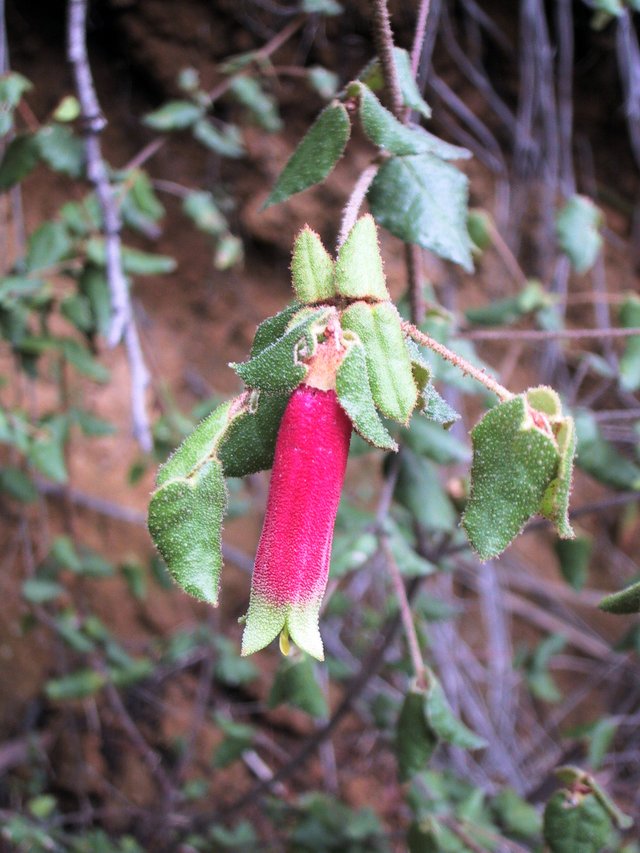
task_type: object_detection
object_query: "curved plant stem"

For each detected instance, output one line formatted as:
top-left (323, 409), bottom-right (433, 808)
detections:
top-left (380, 534), bottom-right (430, 691)
top-left (336, 163), bottom-right (379, 249)
top-left (67, 0), bottom-right (152, 451)
top-left (401, 320), bottom-right (514, 401)
top-left (370, 0), bottom-right (403, 118)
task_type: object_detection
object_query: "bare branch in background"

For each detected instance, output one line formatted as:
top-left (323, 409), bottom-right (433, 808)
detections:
top-left (67, 0), bottom-right (152, 451)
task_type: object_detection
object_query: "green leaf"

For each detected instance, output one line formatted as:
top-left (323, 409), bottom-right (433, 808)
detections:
top-left (424, 679), bottom-right (486, 750)
top-left (46, 669), bottom-right (107, 700)
top-left (264, 101), bottom-right (350, 207)
top-left (218, 390), bottom-right (289, 477)
top-left (228, 76), bottom-right (281, 132)
top-left (36, 124), bottom-right (85, 177)
top-left (192, 119), bottom-right (244, 157)
top-left (120, 169), bottom-right (165, 233)
top-left (213, 637), bottom-right (258, 686)
top-left (340, 301), bottom-right (417, 423)
top-left (0, 72), bottom-right (32, 131)
top-left (148, 458), bottom-right (227, 604)
top-left (212, 716), bottom-right (255, 768)
top-left (599, 579), bottom-right (640, 614)
top-left (360, 47), bottom-right (431, 120)
top-left (233, 306), bottom-right (331, 394)
top-left (540, 416), bottom-right (576, 539)
top-left (80, 264), bottom-right (111, 337)
top-left (30, 417), bottom-right (68, 483)
top-left (405, 415), bottom-right (470, 465)
top-left (368, 154), bottom-right (473, 271)
top-left (50, 535), bottom-right (82, 571)
top-left (214, 233), bottom-right (243, 270)
top-left (555, 536), bottom-right (591, 591)
top-left (543, 791), bottom-right (612, 853)
top-left (556, 195), bottom-right (603, 274)
top-left (467, 208), bottom-right (493, 251)
top-left (0, 133), bottom-right (40, 190)
top-left (465, 280), bottom-right (549, 326)
top-left (86, 238), bottom-right (176, 275)
top-left (250, 302), bottom-right (302, 356)
top-left (419, 383), bottom-right (460, 428)
top-left (52, 95), bottom-right (81, 122)
top-left (22, 578), bottom-right (64, 604)
top-left (574, 408), bottom-right (640, 490)
top-left (61, 293), bottom-right (93, 332)
top-left (0, 466), bottom-right (37, 502)
top-left (302, 0), bottom-right (343, 14)
top-left (395, 451), bottom-right (457, 533)
top-left (61, 339), bottom-right (110, 382)
top-left (26, 221), bottom-right (71, 272)
top-left (143, 100), bottom-right (203, 130)
top-left (182, 190), bottom-right (227, 236)
top-left (462, 395), bottom-right (560, 560)
top-left (291, 225), bottom-right (335, 304)
top-left (619, 294), bottom-right (640, 392)
top-left (334, 214), bottom-right (389, 301)
top-left (353, 82), bottom-right (469, 160)
top-left (71, 407), bottom-right (115, 437)
top-left (307, 66), bottom-right (340, 99)
top-left (336, 337), bottom-right (397, 450)
top-left (396, 690), bottom-right (438, 782)
top-left (492, 788), bottom-right (542, 840)
top-left (268, 655), bottom-right (329, 717)
top-left (28, 795), bottom-right (57, 820)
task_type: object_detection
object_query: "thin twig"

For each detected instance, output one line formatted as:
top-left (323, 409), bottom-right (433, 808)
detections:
top-left (67, 0), bottom-right (152, 451)
top-left (336, 163), bottom-right (379, 249)
top-left (401, 320), bottom-right (514, 401)
top-left (380, 534), bottom-right (429, 690)
top-left (461, 326), bottom-right (640, 342)
top-left (410, 0), bottom-right (431, 79)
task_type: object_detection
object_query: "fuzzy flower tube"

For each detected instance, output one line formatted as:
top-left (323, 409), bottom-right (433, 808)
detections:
top-left (241, 383), bottom-right (352, 659)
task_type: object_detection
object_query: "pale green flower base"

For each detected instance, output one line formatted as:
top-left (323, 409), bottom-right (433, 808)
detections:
top-left (241, 594), bottom-right (324, 660)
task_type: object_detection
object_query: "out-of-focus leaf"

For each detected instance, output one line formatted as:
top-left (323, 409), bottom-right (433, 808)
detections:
top-left (182, 190), bottom-right (227, 236)
top-left (619, 293), bottom-right (640, 392)
top-left (574, 408), bottom-right (640, 490)
top-left (143, 100), bottom-right (203, 130)
top-left (22, 578), bottom-right (64, 604)
top-left (0, 467), bottom-right (37, 502)
top-left (599, 579), bottom-right (640, 614)
top-left (395, 451), bottom-right (457, 533)
top-left (368, 154), bottom-right (473, 271)
top-left (228, 76), bottom-right (281, 132)
top-left (214, 234), bottom-right (243, 270)
top-left (86, 237), bottom-right (176, 275)
top-left (465, 280), bottom-right (549, 326)
top-left (52, 95), bottom-right (80, 122)
top-left (36, 124), bottom-right (85, 177)
top-left (0, 133), bottom-right (40, 190)
top-left (264, 102), bottom-right (350, 207)
top-left (302, 0), bottom-right (343, 14)
top-left (396, 691), bottom-right (438, 782)
top-left (268, 655), bottom-right (328, 717)
top-left (555, 536), bottom-right (591, 591)
top-left (307, 66), bottom-right (340, 98)
top-left (192, 119), bottom-right (244, 157)
top-left (46, 670), bottom-right (107, 700)
top-left (543, 791), bottom-right (612, 853)
top-left (424, 679), bottom-right (486, 750)
top-left (556, 195), bottom-right (603, 274)
top-left (26, 221), bottom-right (71, 272)
top-left (492, 788), bottom-right (542, 840)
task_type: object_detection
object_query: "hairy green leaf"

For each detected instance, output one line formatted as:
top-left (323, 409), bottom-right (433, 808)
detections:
top-left (360, 47), bottom-right (431, 120)
top-left (462, 396), bottom-right (560, 560)
top-left (334, 214), bottom-right (389, 301)
top-left (291, 225), bottom-right (335, 304)
top-left (353, 82), bottom-right (469, 160)
top-left (599, 579), bottom-right (640, 614)
top-left (264, 102), bottom-right (350, 207)
top-left (424, 679), bottom-right (486, 750)
top-left (218, 391), bottom-right (289, 477)
top-left (340, 301), bottom-right (417, 423)
top-left (368, 154), bottom-right (473, 271)
top-left (233, 306), bottom-right (331, 393)
top-left (336, 337), bottom-right (397, 450)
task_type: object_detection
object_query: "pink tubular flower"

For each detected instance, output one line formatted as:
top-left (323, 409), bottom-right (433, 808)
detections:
top-left (241, 384), bottom-right (352, 659)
